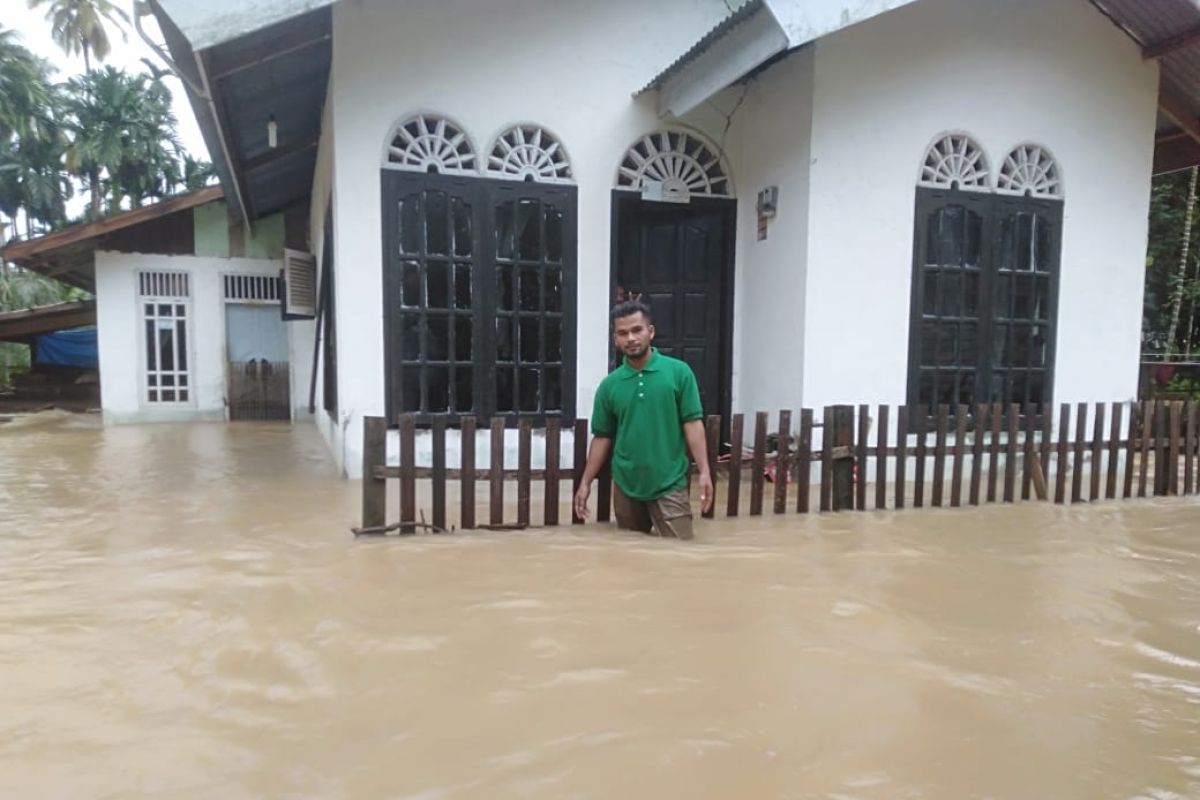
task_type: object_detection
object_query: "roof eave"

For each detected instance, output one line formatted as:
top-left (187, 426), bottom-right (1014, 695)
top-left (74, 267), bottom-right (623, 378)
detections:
top-left (149, 0), bottom-right (248, 224)
top-left (638, 0), bottom-right (923, 119)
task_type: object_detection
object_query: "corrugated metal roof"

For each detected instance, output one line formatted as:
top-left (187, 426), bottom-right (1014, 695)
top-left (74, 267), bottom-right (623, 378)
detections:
top-left (1092, 0), bottom-right (1198, 43)
top-left (155, 0), bottom-right (335, 51)
top-left (638, 0), bottom-right (766, 94)
top-left (1090, 0), bottom-right (1200, 110)
top-left (0, 300), bottom-right (96, 344)
top-left (641, 0), bottom-right (1200, 172)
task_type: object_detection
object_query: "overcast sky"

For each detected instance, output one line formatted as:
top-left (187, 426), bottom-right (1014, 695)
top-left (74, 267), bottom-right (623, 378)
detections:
top-left (7, 2), bottom-right (210, 160)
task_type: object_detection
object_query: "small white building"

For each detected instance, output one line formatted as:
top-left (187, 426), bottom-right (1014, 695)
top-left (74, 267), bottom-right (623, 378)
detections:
top-left (23, 0), bottom-right (1200, 477)
top-left (3, 187), bottom-right (316, 424)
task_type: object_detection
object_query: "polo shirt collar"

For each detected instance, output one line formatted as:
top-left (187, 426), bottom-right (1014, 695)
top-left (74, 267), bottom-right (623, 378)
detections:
top-left (621, 347), bottom-right (660, 378)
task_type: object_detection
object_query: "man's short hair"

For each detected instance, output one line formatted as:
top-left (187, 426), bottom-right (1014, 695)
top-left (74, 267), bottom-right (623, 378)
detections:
top-left (610, 299), bottom-right (652, 326)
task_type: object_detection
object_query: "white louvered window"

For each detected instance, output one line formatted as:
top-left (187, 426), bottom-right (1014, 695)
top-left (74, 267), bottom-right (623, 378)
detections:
top-left (224, 273), bottom-right (282, 304)
top-left (139, 271), bottom-right (191, 404)
top-left (139, 270), bottom-right (189, 298)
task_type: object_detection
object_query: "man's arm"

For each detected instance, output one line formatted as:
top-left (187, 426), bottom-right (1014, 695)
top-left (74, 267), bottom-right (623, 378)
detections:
top-left (573, 436), bottom-right (613, 520)
top-left (683, 419), bottom-right (714, 514)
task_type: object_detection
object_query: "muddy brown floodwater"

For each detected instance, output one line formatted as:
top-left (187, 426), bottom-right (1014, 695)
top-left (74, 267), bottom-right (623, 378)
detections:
top-left (2, 412), bottom-right (1199, 799)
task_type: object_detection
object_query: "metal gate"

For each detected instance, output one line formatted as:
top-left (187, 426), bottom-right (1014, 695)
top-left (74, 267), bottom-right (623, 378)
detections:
top-left (224, 276), bottom-right (291, 421)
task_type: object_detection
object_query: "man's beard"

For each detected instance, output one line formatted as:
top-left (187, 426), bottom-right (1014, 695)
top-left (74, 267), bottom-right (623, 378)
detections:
top-left (624, 342), bottom-right (650, 358)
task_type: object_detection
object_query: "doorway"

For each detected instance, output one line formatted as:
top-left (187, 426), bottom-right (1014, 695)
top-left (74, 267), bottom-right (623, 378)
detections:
top-left (610, 192), bottom-right (736, 422)
top-left (223, 274), bottom-right (291, 421)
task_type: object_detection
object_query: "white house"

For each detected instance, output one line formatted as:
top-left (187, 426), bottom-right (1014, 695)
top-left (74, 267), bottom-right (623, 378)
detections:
top-left (3, 187), bottom-right (316, 425)
top-left (68, 0), bottom-right (1200, 475)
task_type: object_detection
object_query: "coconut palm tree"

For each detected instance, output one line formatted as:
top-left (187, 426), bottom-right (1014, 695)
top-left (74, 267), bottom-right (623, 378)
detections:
top-left (0, 33), bottom-right (70, 239)
top-left (1, 130), bottom-right (73, 237)
top-left (111, 75), bottom-right (183, 207)
top-left (63, 67), bottom-right (180, 215)
top-left (179, 154), bottom-right (216, 192)
top-left (27, 0), bottom-right (130, 72)
top-left (0, 27), bottom-right (55, 141)
top-left (63, 67), bottom-right (128, 216)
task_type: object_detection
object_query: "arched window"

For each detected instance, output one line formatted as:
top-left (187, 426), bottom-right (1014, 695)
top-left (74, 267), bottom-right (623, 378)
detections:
top-left (919, 133), bottom-right (991, 191)
top-left (380, 114), bottom-right (577, 422)
top-left (486, 124), bottom-right (573, 182)
top-left (384, 113), bottom-right (478, 175)
top-left (615, 129), bottom-right (732, 201)
top-left (997, 144), bottom-right (1063, 198)
top-left (908, 133), bottom-right (1063, 415)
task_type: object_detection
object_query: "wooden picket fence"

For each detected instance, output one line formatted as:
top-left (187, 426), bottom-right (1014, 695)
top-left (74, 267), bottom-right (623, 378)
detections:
top-left (354, 400), bottom-right (1200, 535)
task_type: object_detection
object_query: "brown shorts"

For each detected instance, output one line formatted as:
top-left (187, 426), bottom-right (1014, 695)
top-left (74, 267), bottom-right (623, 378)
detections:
top-left (613, 484), bottom-right (694, 540)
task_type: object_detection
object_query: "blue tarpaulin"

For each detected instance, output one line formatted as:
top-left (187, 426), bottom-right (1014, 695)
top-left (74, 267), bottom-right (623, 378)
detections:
top-left (35, 329), bottom-right (98, 369)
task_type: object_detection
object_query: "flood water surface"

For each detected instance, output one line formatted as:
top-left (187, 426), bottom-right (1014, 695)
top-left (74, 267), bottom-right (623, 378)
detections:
top-left (2, 413), bottom-right (1199, 799)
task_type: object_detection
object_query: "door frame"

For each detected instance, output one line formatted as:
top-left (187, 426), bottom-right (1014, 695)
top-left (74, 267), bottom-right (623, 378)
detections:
top-left (608, 190), bottom-right (737, 427)
top-left (222, 297), bottom-right (292, 421)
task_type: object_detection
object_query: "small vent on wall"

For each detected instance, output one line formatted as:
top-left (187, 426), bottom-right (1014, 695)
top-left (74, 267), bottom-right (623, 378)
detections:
top-left (138, 271), bottom-right (190, 298)
top-left (281, 248), bottom-right (317, 319)
top-left (224, 273), bottom-right (282, 303)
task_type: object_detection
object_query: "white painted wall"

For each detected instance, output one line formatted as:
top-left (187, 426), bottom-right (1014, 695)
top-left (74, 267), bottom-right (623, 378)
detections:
top-left (287, 317), bottom-right (317, 423)
top-left (308, 81), bottom-right (343, 470)
top-left (94, 252), bottom-right (291, 424)
top-left (765, 0), bottom-right (921, 47)
top-left (312, 0), bottom-right (1157, 477)
top-left (801, 0), bottom-right (1158, 412)
top-left (327, 0), bottom-right (730, 477)
top-left (721, 47), bottom-right (814, 416)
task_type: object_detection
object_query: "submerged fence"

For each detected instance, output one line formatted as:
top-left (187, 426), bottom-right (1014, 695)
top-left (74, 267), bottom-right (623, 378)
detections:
top-left (355, 400), bottom-right (1200, 535)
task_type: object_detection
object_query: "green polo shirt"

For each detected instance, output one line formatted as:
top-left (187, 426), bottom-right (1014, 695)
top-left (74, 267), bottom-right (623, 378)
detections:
top-left (591, 348), bottom-right (704, 501)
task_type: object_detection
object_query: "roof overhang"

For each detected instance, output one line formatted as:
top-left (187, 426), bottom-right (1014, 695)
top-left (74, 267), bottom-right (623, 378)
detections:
top-left (643, 0), bottom-right (1200, 177)
top-left (1089, 0), bottom-right (1200, 175)
top-left (150, 1), bottom-right (331, 225)
top-left (640, 0), bottom-right (921, 117)
top-left (0, 300), bottom-right (97, 344)
top-left (0, 186), bottom-right (222, 291)
top-left (153, 0), bottom-right (336, 52)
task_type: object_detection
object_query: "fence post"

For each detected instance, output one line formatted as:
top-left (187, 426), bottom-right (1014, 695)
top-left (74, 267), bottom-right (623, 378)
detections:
top-left (572, 419), bottom-right (588, 524)
top-left (1154, 399), bottom-right (1169, 497)
top-left (399, 415), bottom-right (416, 533)
top-left (773, 410), bottom-right (792, 514)
top-left (431, 418), bottom-right (446, 531)
top-left (461, 415), bottom-right (477, 530)
top-left (544, 417), bottom-right (561, 526)
top-left (490, 417), bottom-right (505, 526)
top-left (361, 416), bottom-right (387, 531)
top-left (705, 415), bottom-right (721, 519)
top-left (832, 405), bottom-right (855, 511)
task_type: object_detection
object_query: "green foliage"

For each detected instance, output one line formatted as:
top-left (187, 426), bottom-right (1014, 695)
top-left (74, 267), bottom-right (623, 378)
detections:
top-left (1164, 373), bottom-right (1200, 401)
top-left (0, 23), bottom-right (215, 244)
top-left (27, 0), bottom-right (130, 72)
top-left (1145, 170), bottom-right (1200, 356)
top-left (63, 66), bottom-right (184, 214)
top-left (0, 268), bottom-right (85, 310)
top-left (0, 269), bottom-right (86, 389)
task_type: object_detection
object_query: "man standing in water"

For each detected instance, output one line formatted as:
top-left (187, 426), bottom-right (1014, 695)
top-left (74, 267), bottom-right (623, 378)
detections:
top-left (573, 300), bottom-right (714, 539)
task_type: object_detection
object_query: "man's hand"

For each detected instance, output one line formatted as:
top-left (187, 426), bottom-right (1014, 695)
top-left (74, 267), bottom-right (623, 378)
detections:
top-left (573, 483), bottom-right (591, 521)
top-left (698, 471), bottom-right (714, 514)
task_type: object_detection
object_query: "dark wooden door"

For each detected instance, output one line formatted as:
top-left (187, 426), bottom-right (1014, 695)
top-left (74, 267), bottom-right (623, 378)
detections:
top-left (613, 194), bottom-right (735, 420)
